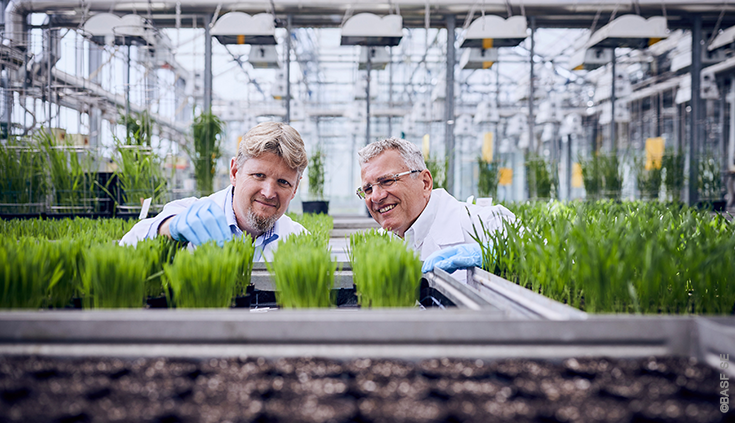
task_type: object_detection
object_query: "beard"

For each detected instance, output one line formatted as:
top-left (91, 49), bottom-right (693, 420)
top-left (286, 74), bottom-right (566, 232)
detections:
top-left (245, 207), bottom-right (279, 234)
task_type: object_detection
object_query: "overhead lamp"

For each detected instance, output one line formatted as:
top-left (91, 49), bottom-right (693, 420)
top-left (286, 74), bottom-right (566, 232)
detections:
top-left (569, 47), bottom-right (613, 71)
top-left (248, 45), bottom-right (281, 69)
top-left (83, 13), bottom-right (153, 46)
top-left (460, 48), bottom-right (499, 70)
top-left (586, 15), bottom-right (668, 49)
top-left (340, 13), bottom-right (403, 46)
top-left (459, 15), bottom-right (527, 48)
top-left (358, 47), bottom-right (390, 70)
top-left (709, 25), bottom-right (735, 52)
top-left (211, 12), bottom-right (276, 45)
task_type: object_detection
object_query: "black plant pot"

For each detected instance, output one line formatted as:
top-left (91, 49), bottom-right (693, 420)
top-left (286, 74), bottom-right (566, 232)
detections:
top-left (302, 200), bottom-right (329, 214)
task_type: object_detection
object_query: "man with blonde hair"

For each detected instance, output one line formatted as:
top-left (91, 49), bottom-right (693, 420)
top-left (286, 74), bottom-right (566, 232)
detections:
top-left (121, 122), bottom-right (307, 260)
top-left (357, 137), bottom-right (515, 275)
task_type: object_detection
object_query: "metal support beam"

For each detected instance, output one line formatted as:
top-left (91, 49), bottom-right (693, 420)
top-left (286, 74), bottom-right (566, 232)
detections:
top-left (388, 46), bottom-right (393, 137)
top-left (445, 14), bottom-right (456, 195)
top-left (203, 14), bottom-right (212, 112)
top-left (125, 45), bottom-right (130, 125)
top-left (365, 51), bottom-right (371, 146)
top-left (88, 42), bottom-right (102, 147)
top-left (528, 16), bottom-right (535, 153)
top-left (688, 14), bottom-right (702, 205)
top-left (285, 15), bottom-right (292, 124)
top-left (611, 50), bottom-right (616, 151)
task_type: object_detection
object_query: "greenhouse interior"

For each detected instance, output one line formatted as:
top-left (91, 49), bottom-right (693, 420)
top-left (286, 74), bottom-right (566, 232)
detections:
top-left (1, 0), bottom-right (735, 422)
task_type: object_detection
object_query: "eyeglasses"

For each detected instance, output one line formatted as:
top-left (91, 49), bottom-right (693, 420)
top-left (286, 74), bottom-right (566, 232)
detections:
top-left (356, 169), bottom-right (421, 199)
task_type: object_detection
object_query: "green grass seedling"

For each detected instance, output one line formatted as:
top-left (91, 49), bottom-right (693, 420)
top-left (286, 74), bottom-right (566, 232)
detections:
top-left (288, 213), bottom-right (334, 246)
top-left (350, 230), bottom-right (421, 308)
top-left (267, 233), bottom-right (334, 308)
top-left (0, 238), bottom-right (64, 309)
top-left (227, 235), bottom-right (255, 296)
top-left (164, 241), bottom-right (239, 308)
top-left (479, 201), bottom-right (735, 314)
top-left (82, 243), bottom-right (150, 308)
top-left (0, 217), bottom-right (136, 241)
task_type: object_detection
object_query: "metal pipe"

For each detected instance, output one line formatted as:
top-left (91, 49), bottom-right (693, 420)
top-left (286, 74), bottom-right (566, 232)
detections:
top-left (611, 50), bottom-right (616, 152)
top-left (445, 14), bottom-right (456, 195)
top-left (689, 14), bottom-right (702, 206)
top-left (388, 46), bottom-right (392, 137)
top-left (528, 16), bottom-right (535, 153)
top-left (365, 49), bottom-right (371, 146)
top-left (203, 14), bottom-right (212, 112)
top-left (47, 29), bottom-right (52, 129)
top-left (3, 0), bottom-right (27, 50)
top-left (285, 14), bottom-right (292, 124)
top-left (50, 67), bottom-right (188, 134)
top-left (125, 45), bottom-right (131, 127)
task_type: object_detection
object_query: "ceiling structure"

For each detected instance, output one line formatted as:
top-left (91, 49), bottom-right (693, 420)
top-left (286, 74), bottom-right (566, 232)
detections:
top-left (12, 0), bottom-right (735, 31)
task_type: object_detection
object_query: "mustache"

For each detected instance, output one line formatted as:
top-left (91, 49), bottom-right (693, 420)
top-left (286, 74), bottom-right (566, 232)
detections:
top-left (253, 195), bottom-right (279, 208)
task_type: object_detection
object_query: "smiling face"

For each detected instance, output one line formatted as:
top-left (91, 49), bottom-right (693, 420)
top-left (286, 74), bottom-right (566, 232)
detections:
top-left (230, 152), bottom-right (300, 238)
top-left (360, 149), bottom-right (432, 237)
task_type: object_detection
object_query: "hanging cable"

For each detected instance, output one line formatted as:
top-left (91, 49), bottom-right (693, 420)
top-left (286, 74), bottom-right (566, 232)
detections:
top-left (706, 1), bottom-right (728, 48)
top-left (505, 0), bottom-right (513, 18)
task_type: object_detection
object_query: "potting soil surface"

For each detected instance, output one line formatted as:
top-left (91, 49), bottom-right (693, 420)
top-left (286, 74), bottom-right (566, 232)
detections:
top-left (0, 355), bottom-right (731, 423)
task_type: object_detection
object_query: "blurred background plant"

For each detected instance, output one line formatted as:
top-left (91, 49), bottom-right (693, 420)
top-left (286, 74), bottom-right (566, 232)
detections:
top-left (477, 156), bottom-right (500, 199)
top-left (189, 110), bottom-right (224, 196)
top-left (525, 154), bottom-right (553, 200)
top-left (698, 150), bottom-right (723, 202)
top-left (308, 145), bottom-right (326, 200)
top-left (425, 153), bottom-right (447, 190)
top-left (662, 151), bottom-right (685, 202)
top-left (113, 137), bottom-right (166, 208)
top-left (0, 137), bottom-right (48, 214)
top-left (36, 128), bottom-right (95, 213)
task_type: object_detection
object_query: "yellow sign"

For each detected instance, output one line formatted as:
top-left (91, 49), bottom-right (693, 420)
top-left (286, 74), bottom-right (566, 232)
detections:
top-left (481, 132), bottom-right (494, 163)
top-left (572, 163), bottom-right (583, 188)
top-left (499, 168), bottom-right (513, 186)
top-left (483, 61), bottom-right (495, 69)
top-left (422, 134), bottom-right (430, 158)
top-left (482, 38), bottom-right (494, 49)
top-left (645, 137), bottom-right (665, 170)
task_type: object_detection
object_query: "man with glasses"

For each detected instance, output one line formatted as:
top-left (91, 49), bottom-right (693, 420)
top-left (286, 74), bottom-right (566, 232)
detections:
top-left (357, 138), bottom-right (515, 276)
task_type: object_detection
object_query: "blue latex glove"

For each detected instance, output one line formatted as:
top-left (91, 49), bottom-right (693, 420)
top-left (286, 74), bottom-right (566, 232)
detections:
top-left (422, 243), bottom-right (485, 274)
top-left (168, 199), bottom-right (232, 247)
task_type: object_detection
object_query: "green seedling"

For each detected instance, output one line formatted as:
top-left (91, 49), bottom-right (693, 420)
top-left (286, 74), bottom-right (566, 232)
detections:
top-left (350, 229), bottom-right (421, 308)
top-left (82, 243), bottom-right (150, 308)
top-left (288, 213), bottom-right (334, 246)
top-left (267, 232), bottom-right (334, 308)
top-left (0, 238), bottom-right (64, 309)
top-left (164, 241), bottom-right (239, 308)
top-left (477, 201), bottom-right (735, 314)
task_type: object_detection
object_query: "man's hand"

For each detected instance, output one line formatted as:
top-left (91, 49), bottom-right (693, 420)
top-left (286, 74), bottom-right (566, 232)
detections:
top-left (421, 243), bottom-right (484, 274)
top-left (167, 199), bottom-right (232, 246)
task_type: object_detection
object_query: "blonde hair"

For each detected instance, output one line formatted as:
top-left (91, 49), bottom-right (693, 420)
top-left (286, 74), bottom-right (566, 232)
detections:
top-left (236, 122), bottom-right (308, 175)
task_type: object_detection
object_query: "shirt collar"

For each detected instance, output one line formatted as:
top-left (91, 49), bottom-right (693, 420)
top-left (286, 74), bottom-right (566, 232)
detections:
top-left (404, 190), bottom-right (437, 249)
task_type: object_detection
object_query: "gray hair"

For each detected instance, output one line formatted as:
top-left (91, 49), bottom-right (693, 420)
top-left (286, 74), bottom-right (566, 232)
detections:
top-left (236, 122), bottom-right (308, 176)
top-left (358, 137), bottom-right (427, 172)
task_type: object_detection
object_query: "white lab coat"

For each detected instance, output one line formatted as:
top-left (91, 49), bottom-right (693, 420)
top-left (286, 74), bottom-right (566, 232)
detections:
top-left (404, 189), bottom-right (515, 281)
top-left (119, 185), bottom-right (305, 261)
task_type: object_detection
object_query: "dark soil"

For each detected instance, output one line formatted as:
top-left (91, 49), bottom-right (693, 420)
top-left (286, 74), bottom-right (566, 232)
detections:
top-left (0, 355), bottom-right (730, 423)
